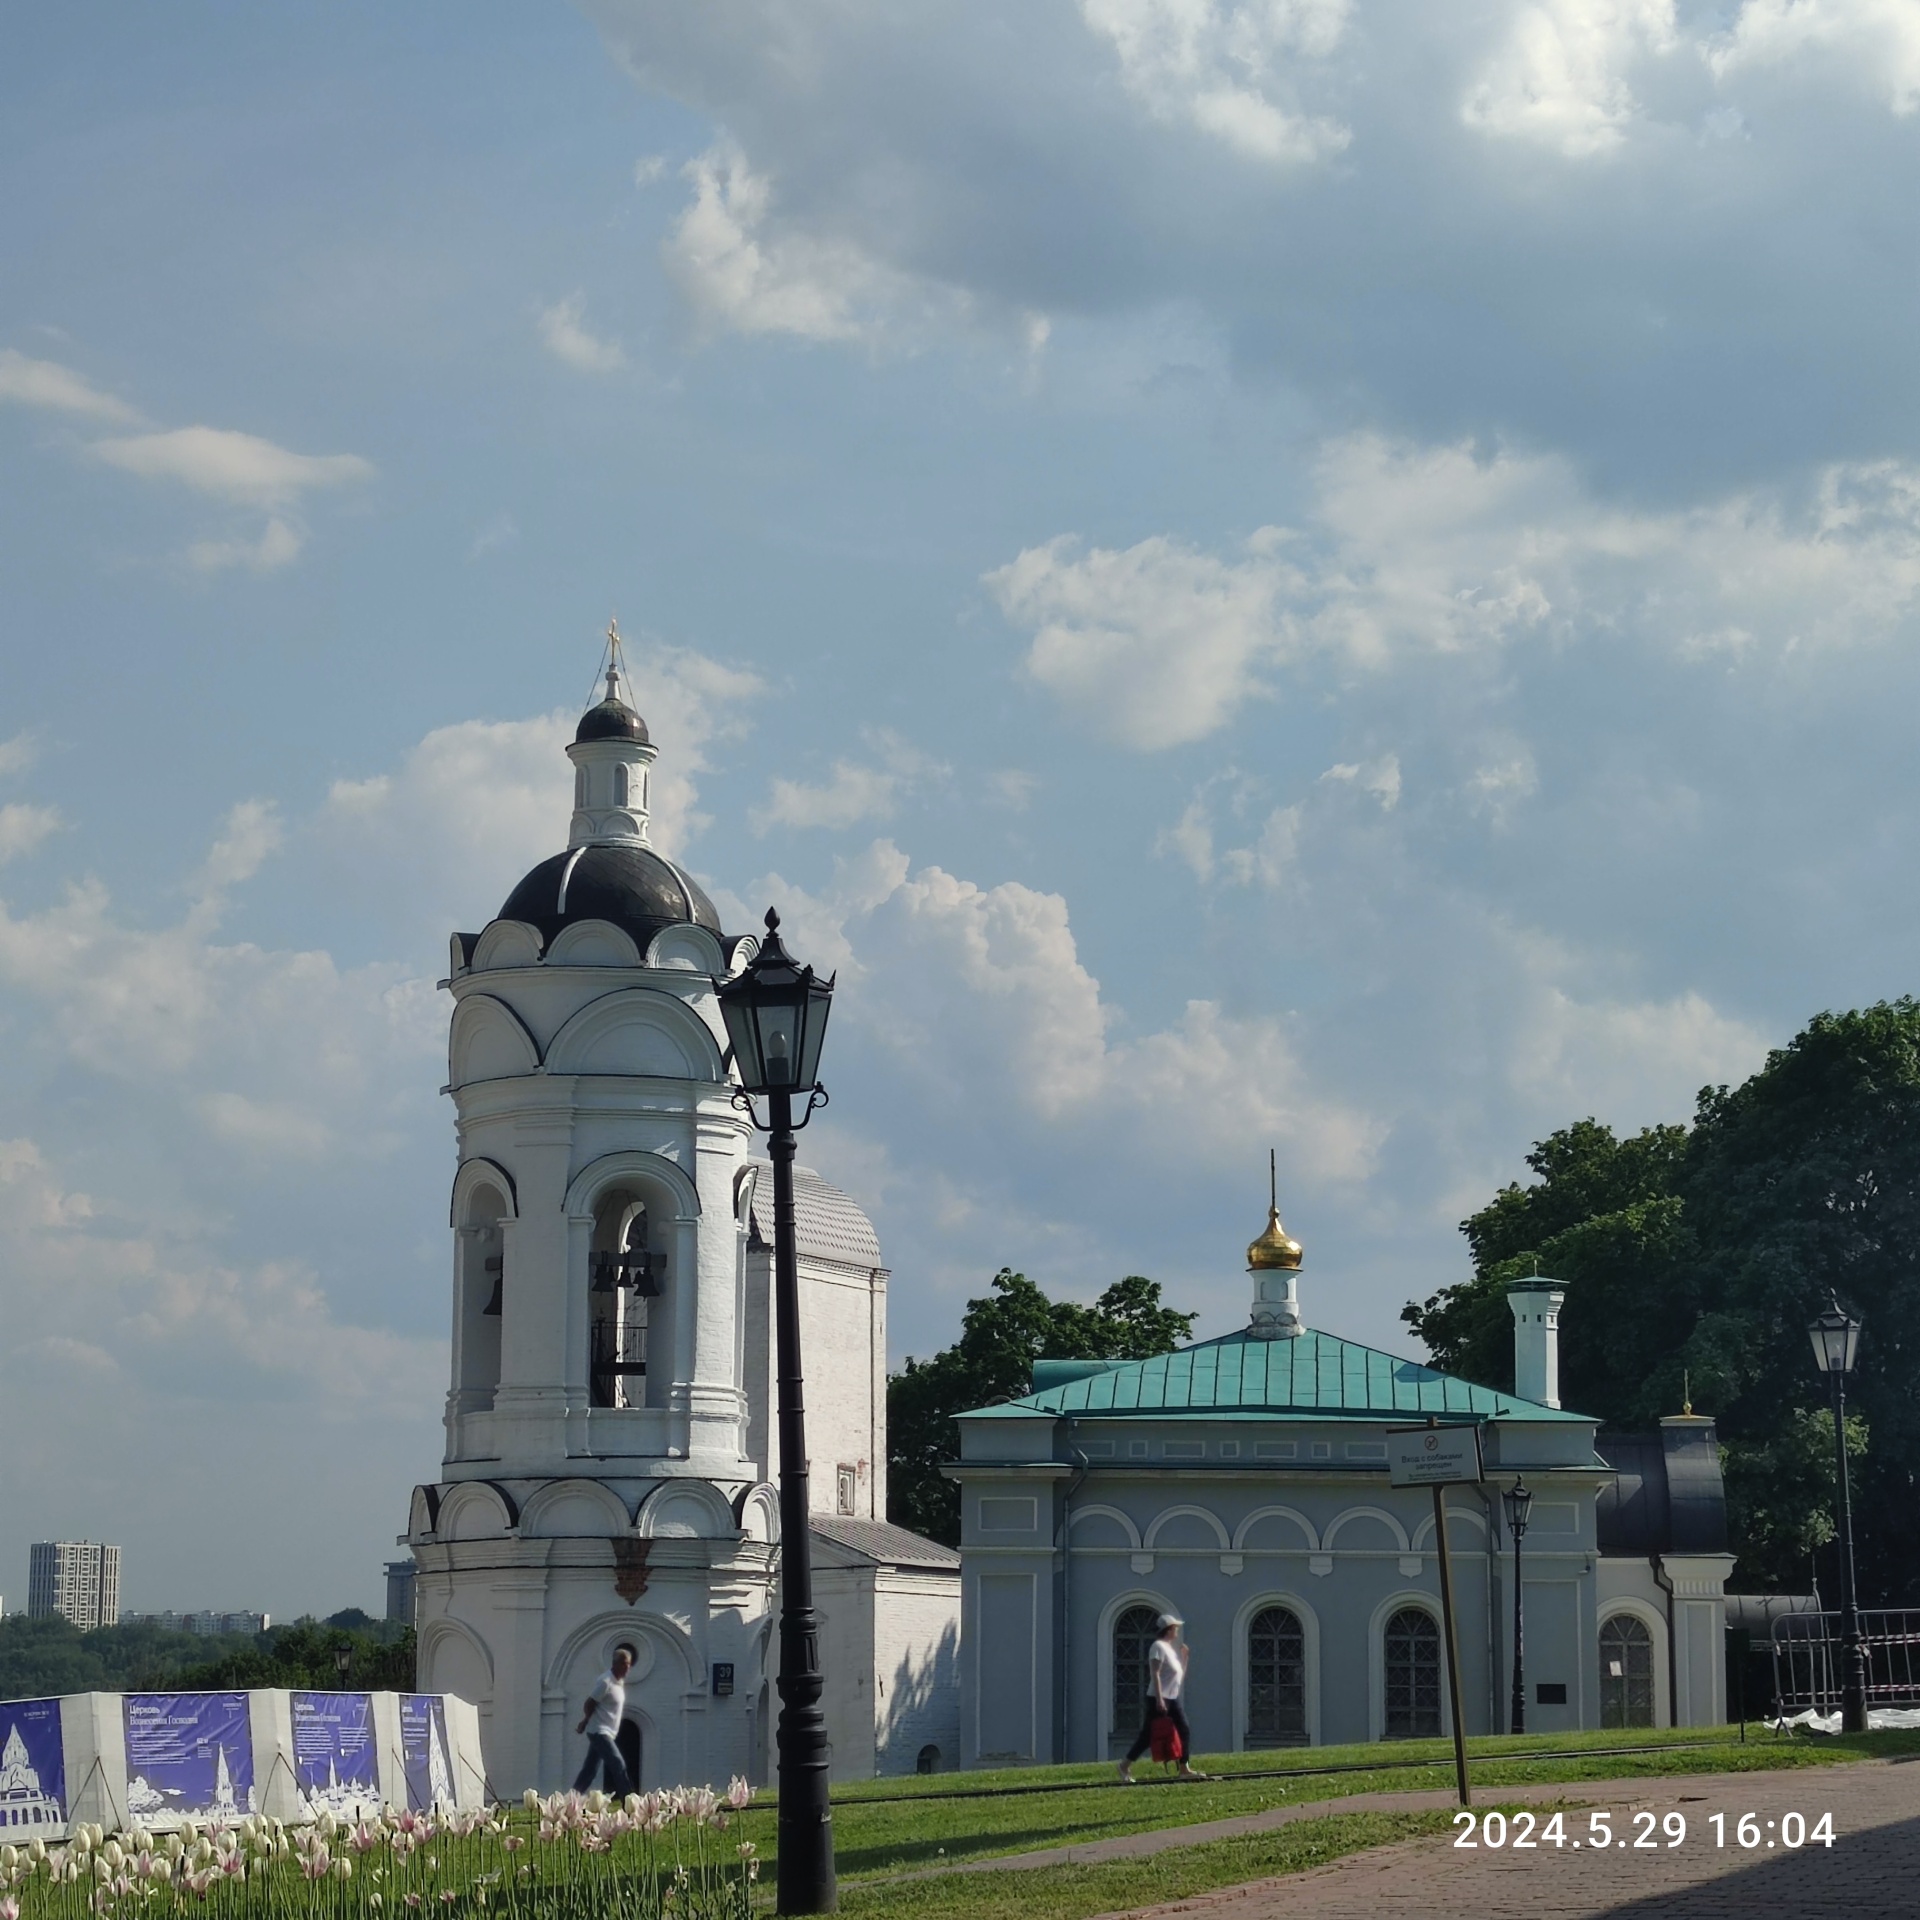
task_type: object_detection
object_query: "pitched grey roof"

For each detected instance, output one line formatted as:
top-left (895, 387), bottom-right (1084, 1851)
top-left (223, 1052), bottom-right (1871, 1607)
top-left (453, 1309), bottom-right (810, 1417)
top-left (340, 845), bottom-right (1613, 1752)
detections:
top-left (809, 1516), bottom-right (959, 1567)
top-left (747, 1161), bottom-right (883, 1270)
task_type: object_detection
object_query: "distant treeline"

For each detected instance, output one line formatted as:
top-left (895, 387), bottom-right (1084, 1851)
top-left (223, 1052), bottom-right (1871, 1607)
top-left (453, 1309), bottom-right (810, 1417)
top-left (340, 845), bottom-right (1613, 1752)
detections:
top-left (0, 1609), bottom-right (414, 1700)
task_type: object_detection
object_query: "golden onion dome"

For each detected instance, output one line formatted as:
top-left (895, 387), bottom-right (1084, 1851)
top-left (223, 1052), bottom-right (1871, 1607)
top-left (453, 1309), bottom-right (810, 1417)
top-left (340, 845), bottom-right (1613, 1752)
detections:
top-left (1247, 1204), bottom-right (1303, 1271)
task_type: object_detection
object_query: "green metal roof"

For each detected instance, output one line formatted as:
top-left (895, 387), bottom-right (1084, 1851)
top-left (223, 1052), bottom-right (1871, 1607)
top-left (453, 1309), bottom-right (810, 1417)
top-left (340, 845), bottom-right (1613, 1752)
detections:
top-left (961, 1329), bottom-right (1591, 1423)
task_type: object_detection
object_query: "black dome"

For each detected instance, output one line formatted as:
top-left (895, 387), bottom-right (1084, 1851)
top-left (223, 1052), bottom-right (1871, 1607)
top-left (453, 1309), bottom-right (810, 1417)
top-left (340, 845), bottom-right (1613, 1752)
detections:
top-left (498, 843), bottom-right (722, 953)
top-left (575, 698), bottom-right (649, 744)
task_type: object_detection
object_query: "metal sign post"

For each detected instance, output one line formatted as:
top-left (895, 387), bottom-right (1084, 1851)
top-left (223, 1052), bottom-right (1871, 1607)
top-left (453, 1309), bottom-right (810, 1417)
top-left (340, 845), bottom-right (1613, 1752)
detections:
top-left (1389, 1418), bottom-right (1484, 1809)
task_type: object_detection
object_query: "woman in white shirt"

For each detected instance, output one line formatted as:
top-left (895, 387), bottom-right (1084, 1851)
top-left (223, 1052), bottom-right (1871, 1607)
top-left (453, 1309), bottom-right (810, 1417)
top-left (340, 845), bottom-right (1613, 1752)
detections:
top-left (1117, 1613), bottom-right (1205, 1781)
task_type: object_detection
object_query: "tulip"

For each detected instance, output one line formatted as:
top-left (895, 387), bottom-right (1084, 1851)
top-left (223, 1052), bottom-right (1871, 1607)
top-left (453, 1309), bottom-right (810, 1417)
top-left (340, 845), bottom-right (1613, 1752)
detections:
top-left (0, 1895), bottom-right (17, 1920)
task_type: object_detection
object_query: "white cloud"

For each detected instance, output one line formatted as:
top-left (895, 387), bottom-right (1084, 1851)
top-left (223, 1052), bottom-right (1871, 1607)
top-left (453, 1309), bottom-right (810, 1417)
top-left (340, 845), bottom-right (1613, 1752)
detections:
top-left (93, 426), bottom-right (374, 505)
top-left (663, 142), bottom-right (968, 347)
top-left (1463, 1), bottom-right (1678, 157)
top-left (0, 733), bottom-right (38, 780)
top-left (1081, 0), bottom-right (1353, 163)
top-left (187, 517), bottom-right (304, 573)
top-left (634, 154), bottom-right (670, 186)
top-left (538, 293), bottom-right (627, 373)
top-left (1320, 753), bottom-right (1401, 810)
top-left (469, 511), bottom-right (518, 558)
top-left (752, 729), bottom-right (948, 833)
top-left (993, 436), bottom-right (1920, 746)
top-left (0, 802), bottom-right (61, 865)
top-left (1711, 0), bottom-right (1920, 115)
top-left (0, 348), bottom-right (141, 423)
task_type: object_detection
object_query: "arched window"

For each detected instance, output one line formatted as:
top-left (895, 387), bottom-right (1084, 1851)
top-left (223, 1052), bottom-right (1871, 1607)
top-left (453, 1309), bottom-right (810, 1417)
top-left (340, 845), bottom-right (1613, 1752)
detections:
top-left (1599, 1614), bottom-right (1655, 1728)
top-left (1247, 1605), bottom-right (1308, 1747)
top-left (455, 1183), bottom-right (507, 1414)
top-left (1111, 1605), bottom-right (1160, 1744)
top-left (589, 1192), bottom-right (660, 1409)
top-left (916, 1744), bottom-right (941, 1775)
top-left (1382, 1607), bottom-right (1442, 1738)
top-left (613, 765), bottom-right (630, 808)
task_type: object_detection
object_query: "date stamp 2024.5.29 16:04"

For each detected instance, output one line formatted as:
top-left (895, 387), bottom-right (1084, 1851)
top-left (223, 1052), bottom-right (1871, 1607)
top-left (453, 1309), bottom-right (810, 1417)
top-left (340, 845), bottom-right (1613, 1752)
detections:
top-left (1452, 1808), bottom-right (1837, 1852)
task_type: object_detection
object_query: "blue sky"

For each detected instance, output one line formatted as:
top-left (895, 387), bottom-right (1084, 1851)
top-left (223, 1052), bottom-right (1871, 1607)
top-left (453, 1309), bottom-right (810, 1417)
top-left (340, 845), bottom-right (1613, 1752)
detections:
top-left (5, 1), bottom-right (1920, 1615)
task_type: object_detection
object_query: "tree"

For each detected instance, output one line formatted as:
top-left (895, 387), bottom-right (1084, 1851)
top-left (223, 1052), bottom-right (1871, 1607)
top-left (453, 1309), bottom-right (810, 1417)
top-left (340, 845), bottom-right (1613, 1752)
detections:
top-left (1406, 1001), bottom-right (1920, 1600)
top-left (888, 1268), bottom-right (1195, 1545)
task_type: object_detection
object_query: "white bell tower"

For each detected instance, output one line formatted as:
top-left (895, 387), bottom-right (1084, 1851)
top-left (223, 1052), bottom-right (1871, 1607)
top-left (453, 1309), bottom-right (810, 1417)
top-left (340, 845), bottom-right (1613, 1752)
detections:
top-left (408, 632), bottom-right (780, 1799)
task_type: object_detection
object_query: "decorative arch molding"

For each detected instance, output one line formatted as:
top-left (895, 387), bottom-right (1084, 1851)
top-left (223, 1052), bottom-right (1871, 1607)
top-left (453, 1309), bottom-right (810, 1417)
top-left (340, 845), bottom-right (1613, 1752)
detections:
top-left (1067, 1504), bottom-right (1141, 1550)
top-left (471, 920), bottom-right (544, 971)
top-left (418, 1615), bottom-right (495, 1692)
top-left (436, 1480), bottom-right (520, 1542)
top-left (1232, 1506), bottom-right (1319, 1553)
top-left (1597, 1597), bottom-right (1672, 1729)
top-left (1229, 1588), bottom-right (1323, 1751)
top-left (564, 1150), bottom-right (703, 1224)
top-left (543, 1608), bottom-right (704, 1697)
top-left (634, 1478), bottom-right (739, 1541)
top-left (450, 1157), bottom-right (519, 1229)
top-left (1143, 1505), bottom-right (1231, 1552)
top-left (545, 988), bottom-right (726, 1082)
top-left (732, 1482), bottom-right (780, 1545)
top-left (449, 995), bottom-right (541, 1088)
top-left (645, 924), bottom-right (725, 974)
top-left (409, 1485), bottom-right (442, 1537)
top-left (1410, 1505), bottom-right (1489, 1551)
top-left (1094, 1586), bottom-right (1175, 1758)
top-left (546, 920), bottom-right (644, 968)
top-left (1367, 1589), bottom-right (1448, 1743)
top-left (519, 1478), bottom-right (635, 1539)
top-left (1324, 1505), bottom-right (1412, 1554)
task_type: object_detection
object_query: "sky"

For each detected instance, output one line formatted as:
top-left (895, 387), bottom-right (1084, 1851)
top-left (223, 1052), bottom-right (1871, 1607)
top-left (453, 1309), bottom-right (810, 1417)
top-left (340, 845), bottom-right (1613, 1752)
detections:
top-left (4, 1), bottom-right (1920, 1618)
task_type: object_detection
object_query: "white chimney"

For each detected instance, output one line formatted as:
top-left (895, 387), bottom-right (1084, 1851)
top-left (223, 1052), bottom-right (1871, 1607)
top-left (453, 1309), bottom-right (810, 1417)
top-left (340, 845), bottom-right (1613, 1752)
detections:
top-left (1507, 1278), bottom-right (1565, 1408)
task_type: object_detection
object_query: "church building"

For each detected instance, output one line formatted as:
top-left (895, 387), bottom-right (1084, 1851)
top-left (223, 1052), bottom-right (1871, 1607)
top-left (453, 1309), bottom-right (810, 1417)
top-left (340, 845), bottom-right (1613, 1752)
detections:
top-left (405, 650), bottom-right (959, 1796)
top-left (952, 1202), bottom-right (1734, 1763)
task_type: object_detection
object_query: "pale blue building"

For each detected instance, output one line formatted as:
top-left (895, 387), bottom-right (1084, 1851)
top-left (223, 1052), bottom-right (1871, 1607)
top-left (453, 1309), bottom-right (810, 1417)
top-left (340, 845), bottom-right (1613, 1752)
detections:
top-left (951, 1202), bottom-right (1734, 1764)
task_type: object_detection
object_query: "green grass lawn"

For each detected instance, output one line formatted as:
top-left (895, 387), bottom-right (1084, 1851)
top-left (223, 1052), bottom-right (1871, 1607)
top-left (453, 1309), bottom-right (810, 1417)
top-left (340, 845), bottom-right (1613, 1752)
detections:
top-left (725, 1725), bottom-right (1920, 1887)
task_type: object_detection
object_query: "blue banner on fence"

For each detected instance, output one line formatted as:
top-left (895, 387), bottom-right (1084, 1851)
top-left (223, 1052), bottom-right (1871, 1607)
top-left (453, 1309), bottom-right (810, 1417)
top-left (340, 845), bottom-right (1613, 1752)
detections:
top-left (399, 1696), bottom-right (453, 1812)
top-left (0, 1698), bottom-right (66, 1834)
top-left (289, 1692), bottom-right (379, 1817)
top-left (124, 1694), bottom-right (255, 1822)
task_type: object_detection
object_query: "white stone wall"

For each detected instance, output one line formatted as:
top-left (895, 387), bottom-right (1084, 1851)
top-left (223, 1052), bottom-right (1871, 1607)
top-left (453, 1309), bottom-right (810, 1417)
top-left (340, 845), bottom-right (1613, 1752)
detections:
top-left (872, 1573), bottom-right (961, 1775)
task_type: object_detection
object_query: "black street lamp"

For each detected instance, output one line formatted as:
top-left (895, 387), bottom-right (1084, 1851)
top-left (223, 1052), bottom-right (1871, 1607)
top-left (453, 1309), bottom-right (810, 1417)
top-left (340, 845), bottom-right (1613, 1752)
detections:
top-left (334, 1645), bottom-right (352, 1682)
top-left (1808, 1297), bottom-right (1868, 1734)
top-left (1502, 1479), bottom-right (1532, 1736)
top-left (716, 910), bottom-right (837, 1915)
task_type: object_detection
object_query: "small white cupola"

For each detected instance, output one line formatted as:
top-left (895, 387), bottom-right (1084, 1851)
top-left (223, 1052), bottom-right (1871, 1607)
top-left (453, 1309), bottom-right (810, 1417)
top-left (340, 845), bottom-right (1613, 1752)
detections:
top-left (1247, 1150), bottom-right (1305, 1340)
top-left (567, 621), bottom-right (658, 849)
top-left (1507, 1275), bottom-right (1566, 1408)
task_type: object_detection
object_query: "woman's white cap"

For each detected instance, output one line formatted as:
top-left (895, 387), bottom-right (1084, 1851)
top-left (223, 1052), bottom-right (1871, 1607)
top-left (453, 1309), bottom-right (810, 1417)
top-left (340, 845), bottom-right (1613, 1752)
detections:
top-left (1155, 1612), bottom-right (1183, 1630)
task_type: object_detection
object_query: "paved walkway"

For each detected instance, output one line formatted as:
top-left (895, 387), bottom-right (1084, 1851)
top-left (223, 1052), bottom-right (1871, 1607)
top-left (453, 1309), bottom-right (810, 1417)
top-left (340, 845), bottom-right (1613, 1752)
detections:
top-left (1073, 1760), bottom-right (1920, 1919)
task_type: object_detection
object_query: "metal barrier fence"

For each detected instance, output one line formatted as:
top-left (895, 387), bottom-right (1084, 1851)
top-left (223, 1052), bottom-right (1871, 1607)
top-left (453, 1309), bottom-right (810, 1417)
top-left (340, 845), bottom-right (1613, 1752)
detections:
top-left (1770, 1608), bottom-right (1920, 1712)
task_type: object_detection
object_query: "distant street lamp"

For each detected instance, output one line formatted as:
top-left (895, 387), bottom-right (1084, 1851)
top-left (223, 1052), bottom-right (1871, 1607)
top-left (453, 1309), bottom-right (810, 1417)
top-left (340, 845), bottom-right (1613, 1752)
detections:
top-left (334, 1645), bottom-right (352, 1682)
top-left (1502, 1480), bottom-right (1533, 1736)
top-left (716, 909), bottom-right (837, 1915)
top-left (1808, 1297), bottom-right (1868, 1734)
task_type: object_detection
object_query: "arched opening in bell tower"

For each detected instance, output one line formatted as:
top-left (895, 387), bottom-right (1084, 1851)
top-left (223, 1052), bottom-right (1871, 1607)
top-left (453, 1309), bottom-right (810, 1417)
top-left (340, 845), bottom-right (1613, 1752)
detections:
top-left (587, 1185), bottom-right (666, 1410)
top-left (455, 1183), bottom-right (507, 1411)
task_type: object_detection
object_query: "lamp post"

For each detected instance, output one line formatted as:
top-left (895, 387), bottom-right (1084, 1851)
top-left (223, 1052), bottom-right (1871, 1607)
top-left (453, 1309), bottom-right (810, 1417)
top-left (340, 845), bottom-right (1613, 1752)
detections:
top-left (716, 909), bottom-right (837, 1915)
top-left (1502, 1479), bottom-right (1532, 1736)
top-left (1808, 1297), bottom-right (1868, 1734)
top-left (334, 1645), bottom-right (352, 1683)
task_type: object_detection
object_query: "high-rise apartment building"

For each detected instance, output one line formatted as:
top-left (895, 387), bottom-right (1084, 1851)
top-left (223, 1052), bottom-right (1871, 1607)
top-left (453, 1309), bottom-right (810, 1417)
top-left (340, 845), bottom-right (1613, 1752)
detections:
top-left (27, 1541), bottom-right (121, 1631)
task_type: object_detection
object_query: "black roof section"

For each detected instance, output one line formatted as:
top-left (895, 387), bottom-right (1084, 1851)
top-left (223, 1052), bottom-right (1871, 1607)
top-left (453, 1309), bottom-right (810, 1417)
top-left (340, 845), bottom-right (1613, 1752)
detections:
top-left (574, 697), bottom-right (649, 744)
top-left (499, 843), bottom-right (721, 952)
top-left (1595, 1418), bottom-right (1728, 1557)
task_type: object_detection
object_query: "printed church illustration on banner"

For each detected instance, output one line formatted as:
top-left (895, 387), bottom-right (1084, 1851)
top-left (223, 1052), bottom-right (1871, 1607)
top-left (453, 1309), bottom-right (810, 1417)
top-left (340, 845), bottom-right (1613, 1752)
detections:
top-left (0, 1705), bottom-right (64, 1831)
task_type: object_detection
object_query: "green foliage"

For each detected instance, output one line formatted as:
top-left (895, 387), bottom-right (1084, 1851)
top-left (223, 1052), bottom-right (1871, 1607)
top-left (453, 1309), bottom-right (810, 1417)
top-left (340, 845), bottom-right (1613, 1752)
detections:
top-left (0, 1613), bottom-right (413, 1701)
top-left (887, 1269), bottom-right (1195, 1545)
top-left (1408, 999), bottom-right (1920, 1599)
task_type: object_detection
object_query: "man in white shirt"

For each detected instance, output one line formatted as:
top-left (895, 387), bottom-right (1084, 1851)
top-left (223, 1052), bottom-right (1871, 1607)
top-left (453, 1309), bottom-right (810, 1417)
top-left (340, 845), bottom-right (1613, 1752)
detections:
top-left (573, 1644), bottom-right (636, 1795)
top-left (1117, 1613), bottom-right (1205, 1782)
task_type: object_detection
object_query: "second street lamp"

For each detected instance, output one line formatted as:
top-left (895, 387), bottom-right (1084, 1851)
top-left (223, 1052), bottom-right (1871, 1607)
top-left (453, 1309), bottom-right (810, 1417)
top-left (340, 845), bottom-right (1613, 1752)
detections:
top-left (1808, 1296), bottom-right (1868, 1734)
top-left (716, 909), bottom-right (837, 1915)
top-left (1502, 1479), bottom-right (1532, 1735)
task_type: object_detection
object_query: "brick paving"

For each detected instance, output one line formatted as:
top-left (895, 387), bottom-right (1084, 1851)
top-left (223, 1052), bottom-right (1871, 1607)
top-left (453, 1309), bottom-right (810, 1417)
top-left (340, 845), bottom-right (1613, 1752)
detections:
top-left (1085, 1760), bottom-right (1919, 1920)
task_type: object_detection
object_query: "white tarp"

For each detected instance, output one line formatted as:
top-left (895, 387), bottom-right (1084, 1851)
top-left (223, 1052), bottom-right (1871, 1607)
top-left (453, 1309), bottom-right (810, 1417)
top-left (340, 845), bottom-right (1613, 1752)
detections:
top-left (1766, 1706), bottom-right (1920, 1733)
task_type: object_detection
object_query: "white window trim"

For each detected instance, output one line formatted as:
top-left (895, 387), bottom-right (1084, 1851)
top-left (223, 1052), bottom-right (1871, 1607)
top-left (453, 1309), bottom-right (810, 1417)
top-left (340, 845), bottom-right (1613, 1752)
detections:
top-left (1597, 1598), bottom-right (1671, 1729)
top-left (1096, 1586), bottom-right (1175, 1757)
top-left (1368, 1589), bottom-right (1450, 1743)
top-left (1231, 1589), bottom-right (1321, 1750)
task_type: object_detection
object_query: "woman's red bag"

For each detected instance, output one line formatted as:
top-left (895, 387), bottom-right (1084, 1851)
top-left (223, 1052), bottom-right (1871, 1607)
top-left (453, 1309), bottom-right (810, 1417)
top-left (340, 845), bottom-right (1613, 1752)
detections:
top-left (1148, 1710), bottom-right (1184, 1765)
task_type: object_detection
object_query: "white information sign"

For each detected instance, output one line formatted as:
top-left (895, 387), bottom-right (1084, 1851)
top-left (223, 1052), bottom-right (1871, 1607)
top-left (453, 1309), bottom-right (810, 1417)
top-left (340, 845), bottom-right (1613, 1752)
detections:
top-left (1388, 1425), bottom-right (1484, 1487)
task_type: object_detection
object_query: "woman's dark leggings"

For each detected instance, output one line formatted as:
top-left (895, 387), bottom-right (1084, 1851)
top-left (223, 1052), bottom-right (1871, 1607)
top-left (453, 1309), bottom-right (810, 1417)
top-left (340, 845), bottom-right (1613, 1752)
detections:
top-left (1124, 1697), bottom-right (1192, 1764)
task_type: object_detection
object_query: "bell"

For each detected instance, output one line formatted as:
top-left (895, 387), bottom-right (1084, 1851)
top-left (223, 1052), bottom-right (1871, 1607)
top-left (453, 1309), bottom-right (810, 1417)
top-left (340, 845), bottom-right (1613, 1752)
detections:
top-left (621, 1248), bottom-right (663, 1298)
top-left (589, 1251), bottom-right (618, 1294)
top-left (481, 1254), bottom-right (504, 1316)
